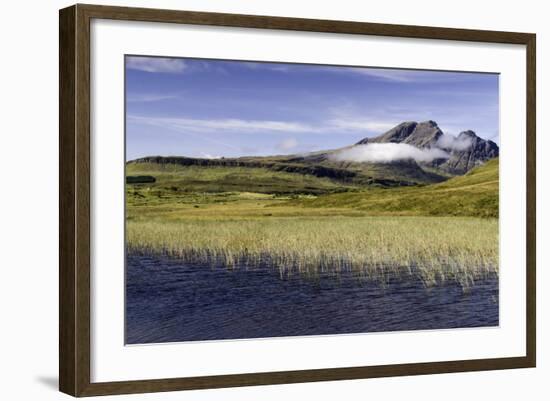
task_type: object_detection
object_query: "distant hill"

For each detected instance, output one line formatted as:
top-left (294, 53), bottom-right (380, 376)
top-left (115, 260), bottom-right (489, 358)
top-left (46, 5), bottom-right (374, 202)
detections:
top-left (291, 158), bottom-right (499, 218)
top-left (129, 154), bottom-right (447, 188)
top-left (125, 162), bottom-right (356, 196)
top-left (128, 120), bottom-right (499, 188)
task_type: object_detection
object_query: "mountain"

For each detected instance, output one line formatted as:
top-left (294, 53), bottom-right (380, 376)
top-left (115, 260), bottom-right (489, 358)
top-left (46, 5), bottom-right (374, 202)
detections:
top-left (355, 120), bottom-right (499, 174)
top-left (357, 120), bottom-right (442, 148)
top-left (127, 120), bottom-right (498, 189)
top-left (438, 130), bottom-right (499, 173)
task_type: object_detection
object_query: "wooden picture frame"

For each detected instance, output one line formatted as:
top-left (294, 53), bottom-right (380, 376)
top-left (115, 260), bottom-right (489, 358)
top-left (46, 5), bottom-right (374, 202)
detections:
top-left (59, 3), bottom-right (536, 397)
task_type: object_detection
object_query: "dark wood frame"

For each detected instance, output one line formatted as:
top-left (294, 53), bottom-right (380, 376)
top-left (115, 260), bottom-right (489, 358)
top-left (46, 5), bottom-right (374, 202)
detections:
top-left (59, 3), bottom-right (536, 397)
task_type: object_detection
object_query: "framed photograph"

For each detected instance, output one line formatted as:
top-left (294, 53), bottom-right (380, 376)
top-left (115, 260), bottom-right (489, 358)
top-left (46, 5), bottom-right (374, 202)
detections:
top-left (59, 4), bottom-right (536, 397)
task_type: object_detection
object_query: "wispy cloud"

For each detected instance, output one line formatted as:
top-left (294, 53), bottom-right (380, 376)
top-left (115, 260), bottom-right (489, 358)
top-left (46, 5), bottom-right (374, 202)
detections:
top-left (241, 62), bottom-right (291, 72)
top-left (126, 56), bottom-right (186, 73)
top-left (127, 93), bottom-right (179, 102)
top-left (328, 119), bottom-right (396, 133)
top-left (348, 68), bottom-right (419, 82)
top-left (128, 115), bottom-right (314, 134)
top-left (277, 138), bottom-right (299, 151)
top-left (326, 104), bottom-right (398, 134)
top-left (226, 61), bottom-right (457, 83)
top-left (323, 66), bottom-right (484, 83)
top-left (128, 113), bottom-right (402, 139)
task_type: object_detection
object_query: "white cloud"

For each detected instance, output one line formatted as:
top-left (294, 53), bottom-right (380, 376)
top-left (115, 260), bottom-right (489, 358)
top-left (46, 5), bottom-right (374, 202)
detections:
top-left (325, 104), bottom-right (398, 134)
top-left (127, 93), bottom-right (178, 102)
top-left (200, 152), bottom-right (221, 159)
top-left (349, 68), bottom-right (416, 82)
top-left (436, 133), bottom-right (473, 151)
top-left (128, 115), bottom-right (314, 134)
top-left (322, 66), bottom-right (475, 84)
top-left (331, 143), bottom-right (449, 164)
top-left (126, 56), bottom-right (186, 73)
top-left (320, 67), bottom-right (434, 82)
top-left (242, 62), bottom-right (291, 72)
top-left (277, 138), bottom-right (299, 151)
top-left (237, 63), bottom-right (445, 82)
top-left (328, 119), bottom-right (396, 133)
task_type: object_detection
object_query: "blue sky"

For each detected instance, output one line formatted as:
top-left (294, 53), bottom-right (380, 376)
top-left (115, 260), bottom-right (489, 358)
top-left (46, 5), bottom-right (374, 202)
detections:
top-left (125, 55), bottom-right (499, 160)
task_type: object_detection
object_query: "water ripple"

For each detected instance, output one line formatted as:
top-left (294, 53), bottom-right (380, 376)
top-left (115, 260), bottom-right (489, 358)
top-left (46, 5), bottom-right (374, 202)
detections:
top-left (126, 254), bottom-right (498, 344)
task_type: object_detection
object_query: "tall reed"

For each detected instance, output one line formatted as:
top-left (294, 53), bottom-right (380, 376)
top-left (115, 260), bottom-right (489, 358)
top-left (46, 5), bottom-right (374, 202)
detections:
top-left (127, 216), bottom-right (498, 288)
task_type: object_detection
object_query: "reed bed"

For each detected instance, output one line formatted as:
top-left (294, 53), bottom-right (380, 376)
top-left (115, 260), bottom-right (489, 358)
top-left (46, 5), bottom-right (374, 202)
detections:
top-left (127, 216), bottom-right (498, 288)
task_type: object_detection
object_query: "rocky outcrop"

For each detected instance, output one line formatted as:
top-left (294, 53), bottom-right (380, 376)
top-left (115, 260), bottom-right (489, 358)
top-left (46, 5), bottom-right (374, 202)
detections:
top-left (437, 130), bottom-right (499, 174)
top-left (358, 120), bottom-right (444, 149)
top-left (356, 121), bottom-right (499, 174)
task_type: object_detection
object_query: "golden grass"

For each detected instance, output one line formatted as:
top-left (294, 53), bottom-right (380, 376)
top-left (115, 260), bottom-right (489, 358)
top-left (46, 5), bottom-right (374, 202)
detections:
top-left (127, 216), bottom-right (498, 287)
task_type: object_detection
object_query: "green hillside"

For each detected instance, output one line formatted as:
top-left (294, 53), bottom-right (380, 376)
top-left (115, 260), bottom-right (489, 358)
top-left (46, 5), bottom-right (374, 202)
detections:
top-left (126, 162), bottom-right (357, 196)
top-left (126, 158), bottom-right (497, 219)
top-left (128, 153), bottom-right (448, 188)
top-left (126, 157), bottom-right (498, 281)
top-left (290, 158), bottom-right (499, 218)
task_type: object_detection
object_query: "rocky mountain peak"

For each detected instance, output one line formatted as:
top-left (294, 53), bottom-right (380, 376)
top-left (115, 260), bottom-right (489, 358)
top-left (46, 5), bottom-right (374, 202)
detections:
top-left (458, 130), bottom-right (477, 139)
top-left (352, 121), bottom-right (499, 175)
top-left (403, 120), bottom-right (443, 148)
top-left (355, 121), bottom-right (417, 145)
top-left (357, 120), bottom-right (443, 148)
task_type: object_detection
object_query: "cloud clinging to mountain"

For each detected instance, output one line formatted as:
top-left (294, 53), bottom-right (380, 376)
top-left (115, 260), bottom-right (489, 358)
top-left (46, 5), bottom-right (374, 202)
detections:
top-left (436, 134), bottom-right (473, 151)
top-left (331, 143), bottom-right (449, 164)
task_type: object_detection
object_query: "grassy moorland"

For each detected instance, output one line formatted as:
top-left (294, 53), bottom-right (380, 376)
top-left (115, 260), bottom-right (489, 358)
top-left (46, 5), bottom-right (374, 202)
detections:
top-left (126, 162), bottom-right (358, 196)
top-left (292, 158), bottom-right (499, 218)
top-left (125, 158), bottom-right (499, 286)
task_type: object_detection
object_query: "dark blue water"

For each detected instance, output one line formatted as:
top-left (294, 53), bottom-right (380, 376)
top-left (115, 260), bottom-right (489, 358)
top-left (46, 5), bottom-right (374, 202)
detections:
top-left (125, 254), bottom-right (498, 344)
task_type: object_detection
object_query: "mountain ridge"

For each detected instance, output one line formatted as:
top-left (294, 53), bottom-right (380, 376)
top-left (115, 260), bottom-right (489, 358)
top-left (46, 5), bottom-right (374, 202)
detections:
top-left (354, 120), bottom-right (499, 174)
top-left (127, 120), bottom-right (499, 188)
